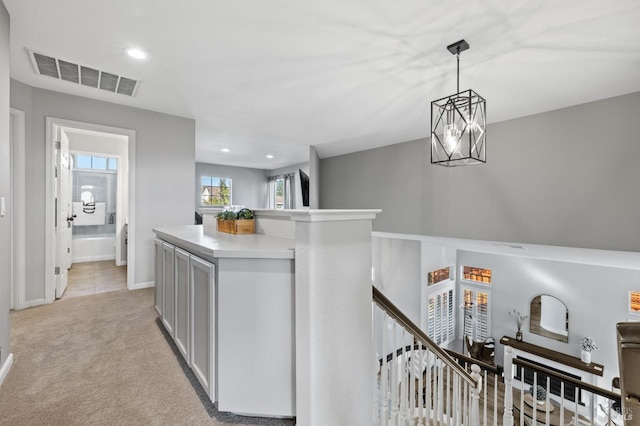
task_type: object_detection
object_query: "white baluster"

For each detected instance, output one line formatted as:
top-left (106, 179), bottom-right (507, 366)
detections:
top-left (559, 381), bottom-right (565, 426)
top-left (444, 365), bottom-right (450, 424)
top-left (464, 375), bottom-right (469, 425)
top-left (470, 364), bottom-right (482, 426)
top-left (503, 346), bottom-right (515, 426)
top-left (409, 338), bottom-right (422, 424)
top-left (390, 320), bottom-right (398, 425)
top-left (381, 315), bottom-right (389, 426)
top-left (417, 343), bottom-right (424, 425)
top-left (373, 304), bottom-right (379, 424)
top-left (425, 349), bottom-right (432, 423)
top-left (437, 359), bottom-right (444, 424)
top-left (483, 369), bottom-right (488, 426)
top-left (399, 330), bottom-right (407, 425)
top-left (453, 370), bottom-right (460, 425)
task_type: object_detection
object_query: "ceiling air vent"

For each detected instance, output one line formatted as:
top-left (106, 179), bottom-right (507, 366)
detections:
top-left (27, 49), bottom-right (141, 97)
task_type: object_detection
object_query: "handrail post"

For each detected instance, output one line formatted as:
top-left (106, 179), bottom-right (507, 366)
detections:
top-left (470, 364), bottom-right (482, 426)
top-left (503, 346), bottom-right (515, 426)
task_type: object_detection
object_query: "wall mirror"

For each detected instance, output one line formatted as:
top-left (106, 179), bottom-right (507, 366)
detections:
top-left (530, 294), bottom-right (569, 343)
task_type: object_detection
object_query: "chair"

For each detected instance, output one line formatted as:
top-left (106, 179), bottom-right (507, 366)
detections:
top-left (465, 335), bottom-right (495, 365)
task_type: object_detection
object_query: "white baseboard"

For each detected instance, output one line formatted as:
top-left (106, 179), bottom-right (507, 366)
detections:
top-left (131, 281), bottom-right (154, 290)
top-left (0, 353), bottom-right (14, 388)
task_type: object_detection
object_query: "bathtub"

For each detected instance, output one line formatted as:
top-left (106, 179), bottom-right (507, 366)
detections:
top-left (72, 234), bottom-right (116, 263)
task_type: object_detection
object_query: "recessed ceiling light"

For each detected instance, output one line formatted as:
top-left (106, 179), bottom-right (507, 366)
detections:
top-left (221, 148), bottom-right (230, 153)
top-left (266, 154), bottom-right (274, 159)
top-left (125, 48), bottom-right (147, 59)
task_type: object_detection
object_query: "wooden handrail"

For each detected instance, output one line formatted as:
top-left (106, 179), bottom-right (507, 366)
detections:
top-left (513, 357), bottom-right (621, 402)
top-left (373, 285), bottom-right (478, 388)
top-left (444, 348), bottom-right (500, 374)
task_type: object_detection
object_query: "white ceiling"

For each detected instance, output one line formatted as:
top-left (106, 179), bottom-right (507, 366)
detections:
top-left (5, 0), bottom-right (640, 169)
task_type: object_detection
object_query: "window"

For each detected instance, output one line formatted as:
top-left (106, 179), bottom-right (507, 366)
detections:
top-left (426, 284), bottom-right (455, 345)
top-left (427, 266), bottom-right (452, 286)
top-left (461, 286), bottom-right (491, 341)
top-left (275, 178), bottom-right (284, 209)
top-left (462, 266), bottom-right (492, 284)
top-left (201, 176), bottom-right (232, 206)
top-left (630, 291), bottom-right (640, 314)
top-left (73, 154), bottom-right (117, 171)
top-left (267, 174), bottom-right (293, 209)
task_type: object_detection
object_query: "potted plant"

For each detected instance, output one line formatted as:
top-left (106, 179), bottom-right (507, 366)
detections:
top-left (216, 208), bottom-right (255, 234)
top-left (528, 385), bottom-right (547, 405)
top-left (580, 337), bottom-right (598, 364)
top-left (509, 309), bottom-right (528, 341)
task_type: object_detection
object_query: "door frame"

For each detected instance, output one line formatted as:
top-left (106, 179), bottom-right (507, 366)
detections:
top-left (54, 126), bottom-right (72, 299)
top-left (10, 108), bottom-right (26, 310)
top-left (45, 117), bottom-right (136, 302)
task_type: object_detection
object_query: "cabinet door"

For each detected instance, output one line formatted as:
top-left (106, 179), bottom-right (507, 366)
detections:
top-left (162, 242), bottom-right (176, 337)
top-left (189, 256), bottom-right (216, 402)
top-left (153, 239), bottom-right (164, 316)
top-left (174, 248), bottom-right (190, 362)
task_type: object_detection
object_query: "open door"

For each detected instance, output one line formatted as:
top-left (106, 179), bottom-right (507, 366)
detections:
top-left (54, 126), bottom-right (73, 298)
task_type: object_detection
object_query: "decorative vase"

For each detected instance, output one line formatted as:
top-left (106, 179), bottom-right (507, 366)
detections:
top-left (516, 330), bottom-right (523, 341)
top-left (581, 349), bottom-right (591, 364)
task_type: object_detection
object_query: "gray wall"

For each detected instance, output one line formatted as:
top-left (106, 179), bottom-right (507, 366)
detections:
top-left (0, 2), bottom-right (10, 368)
top-left (458, 250), bottom-right (640, 386)
top-left (10, 80), bottom-right (195, 300)
top-left (268, 161), bottom-right (309, 178)
top-left (320, 92), bottom-right (640, 252)
top-left (320, 139), bottom-right (425, 234)
top-left (195, 162), bottom-right (267, 211)
top-left (372, 238), bottom-right (422, 324)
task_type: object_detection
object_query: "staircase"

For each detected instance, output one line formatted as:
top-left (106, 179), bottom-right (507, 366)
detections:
top-left (372, 285), bottom-right (626, 426)
top-left (373, 286), bottom-right (483, 425)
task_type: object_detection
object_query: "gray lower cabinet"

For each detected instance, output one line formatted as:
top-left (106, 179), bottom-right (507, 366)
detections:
top-left (154, 239), bottom-right (164, 316)
top-left (155, 241), bottom-right (216, 402)
top-left (162, 242), bottom-right (176, 337)
top-left (174, 247), bottom-right (190, 362)
top-left (189, 255), bottom-right (216, 401)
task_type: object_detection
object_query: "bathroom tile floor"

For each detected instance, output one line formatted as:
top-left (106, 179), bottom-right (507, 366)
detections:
top-left (62, 260), bottom-right (127, 299)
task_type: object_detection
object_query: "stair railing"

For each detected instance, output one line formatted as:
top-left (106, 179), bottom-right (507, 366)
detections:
top-left (503, 346), bottom-right (623, 425)
top-left (445, 349), bottom-right (502, 426)
top-left (373, 285), bottom-right (482, 425)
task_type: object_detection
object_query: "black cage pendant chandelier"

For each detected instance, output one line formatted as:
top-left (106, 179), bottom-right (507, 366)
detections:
top-left (431, 40), bottom-right (486, 166)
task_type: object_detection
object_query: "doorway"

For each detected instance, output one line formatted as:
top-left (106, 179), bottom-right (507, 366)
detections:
top-left (45, 117), bottom-right (136, 303)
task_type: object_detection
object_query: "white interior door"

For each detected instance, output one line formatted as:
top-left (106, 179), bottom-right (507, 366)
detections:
top-left (55, 126), bottom-right (73, 298)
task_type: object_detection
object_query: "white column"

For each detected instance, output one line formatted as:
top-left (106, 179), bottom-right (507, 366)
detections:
top-left (292, 209), bottom-right (380, 426)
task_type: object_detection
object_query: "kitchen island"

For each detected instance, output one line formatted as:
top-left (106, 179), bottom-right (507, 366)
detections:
top-left (153, 225), bottom-right (295, 418)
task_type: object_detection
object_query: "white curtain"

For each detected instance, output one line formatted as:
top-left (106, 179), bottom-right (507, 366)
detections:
top-left (266, 173), bottom-right (295, 209)
top-left (266, 177), bottom-right (276, 209)
top-left (284, 174), bottom-right (293, 209)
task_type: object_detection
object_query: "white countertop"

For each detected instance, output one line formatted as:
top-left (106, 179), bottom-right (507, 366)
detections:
top-left (153, 225), bottom-right (295, 259)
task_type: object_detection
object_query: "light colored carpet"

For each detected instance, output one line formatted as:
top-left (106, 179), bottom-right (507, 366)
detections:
top-left (0, 288), bottom-right (295, 426)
